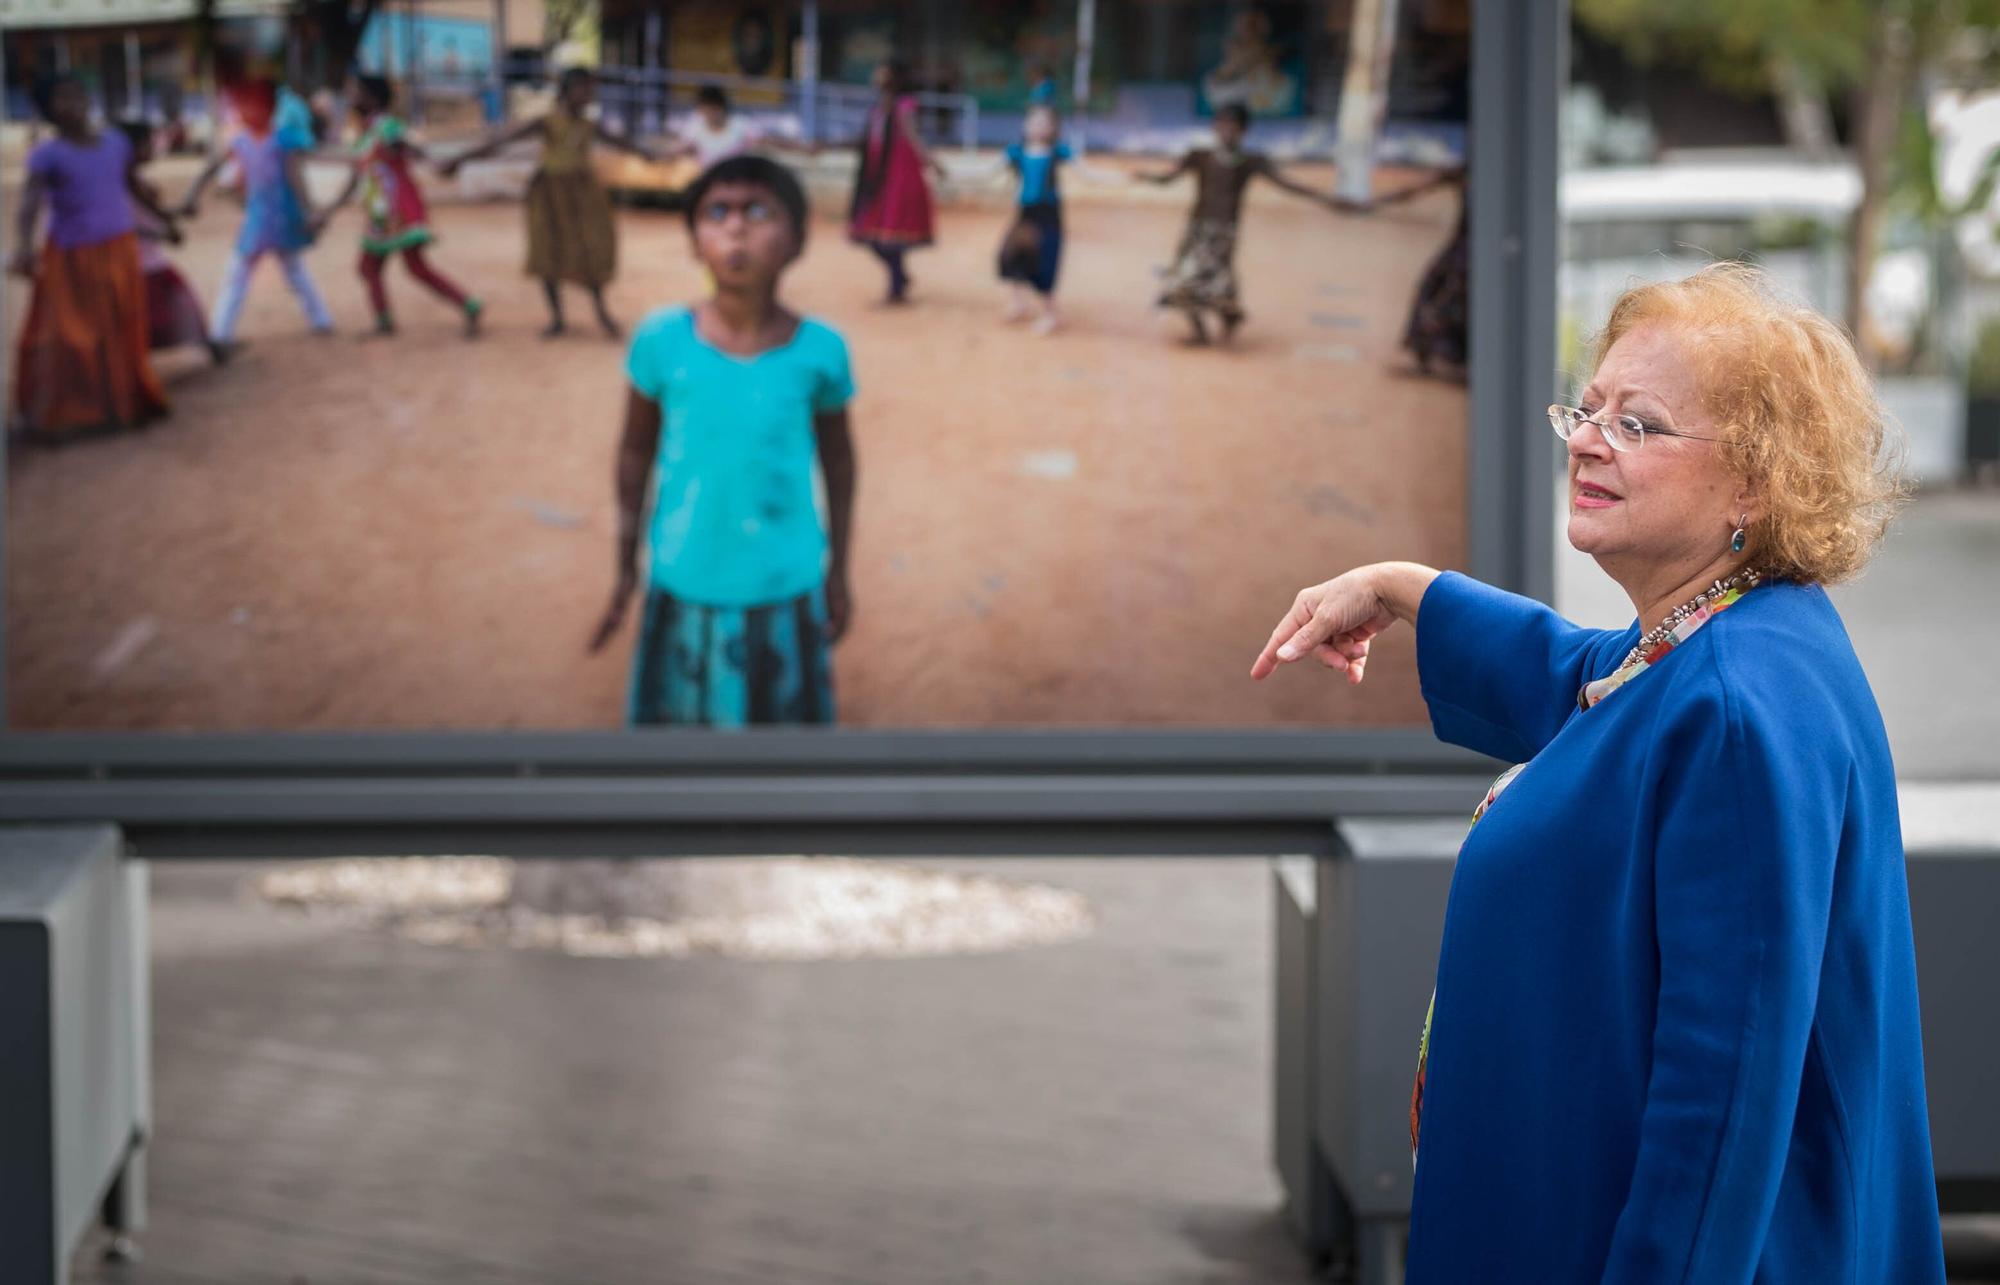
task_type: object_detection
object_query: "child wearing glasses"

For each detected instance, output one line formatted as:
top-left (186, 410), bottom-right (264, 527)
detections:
top-left (588, 156), bottom-right (858, 727)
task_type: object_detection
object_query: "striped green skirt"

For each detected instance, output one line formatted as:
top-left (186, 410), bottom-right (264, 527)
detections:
top-left (626, 586), bottom-right (835, 727)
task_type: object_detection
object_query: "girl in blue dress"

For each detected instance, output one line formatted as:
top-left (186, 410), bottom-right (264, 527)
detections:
top-left (982, 105), bottom-right (1118, 336)
top-left (179, 81), bottom-right (332, 349)
top-left (996, 104), bottom-right (1073, 336)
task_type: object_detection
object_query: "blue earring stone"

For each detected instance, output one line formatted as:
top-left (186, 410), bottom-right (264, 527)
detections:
top-left (1730, 528), bottom-right (1747, 553)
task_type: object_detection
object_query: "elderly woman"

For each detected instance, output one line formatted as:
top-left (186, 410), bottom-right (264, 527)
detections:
top-left (1252, 264), bottom-right (1942, 1282)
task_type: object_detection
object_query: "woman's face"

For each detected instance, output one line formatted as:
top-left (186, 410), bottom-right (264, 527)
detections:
top-left (1025, 107), bottom-right (1057, 146)
top-left (1566, 323), bottom-right (1751, 576)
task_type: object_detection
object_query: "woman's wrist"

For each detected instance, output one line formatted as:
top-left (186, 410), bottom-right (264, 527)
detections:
top-left (1367, 561), bottom-right (1441, 627)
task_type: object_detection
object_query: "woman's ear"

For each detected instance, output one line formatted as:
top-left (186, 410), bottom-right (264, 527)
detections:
top-left (1732, 478), bottom-right (1764, 528)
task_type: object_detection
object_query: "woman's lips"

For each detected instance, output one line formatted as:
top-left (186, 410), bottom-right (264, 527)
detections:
top-left (1573, 479), bottom-right (1622, 509)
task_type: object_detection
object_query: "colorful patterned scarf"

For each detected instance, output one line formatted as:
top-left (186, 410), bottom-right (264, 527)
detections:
top-left (1579, 581), bottom-right (1755, 710)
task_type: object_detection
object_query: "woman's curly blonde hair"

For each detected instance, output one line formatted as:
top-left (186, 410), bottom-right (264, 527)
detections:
top-left (1592, 262), bottom-right (1907, 585)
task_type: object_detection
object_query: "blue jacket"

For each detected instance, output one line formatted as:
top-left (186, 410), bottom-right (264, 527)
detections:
top-left (1407, 573), bottom-right (1943, 1284)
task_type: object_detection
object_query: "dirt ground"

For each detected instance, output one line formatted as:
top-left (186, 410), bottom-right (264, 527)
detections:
top-left (3, 157), bottom-right (1467, 730)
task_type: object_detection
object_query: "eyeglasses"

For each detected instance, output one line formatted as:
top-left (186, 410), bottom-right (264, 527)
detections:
top-left (698, 197), bottom-right (779, 226)
top-left (1547, 404), bottom-right (1730, 452)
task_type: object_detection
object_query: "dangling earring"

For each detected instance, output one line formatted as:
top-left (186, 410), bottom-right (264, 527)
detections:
top-left (1730, 513), bottom-right (1749, 554)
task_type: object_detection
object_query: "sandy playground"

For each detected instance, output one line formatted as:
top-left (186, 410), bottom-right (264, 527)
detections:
top-left (4, 155), bottom-right (1467, 730)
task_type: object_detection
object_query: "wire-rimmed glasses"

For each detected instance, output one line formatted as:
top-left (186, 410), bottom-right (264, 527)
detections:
top-left (1547, 404), bottom-right (1730, 451)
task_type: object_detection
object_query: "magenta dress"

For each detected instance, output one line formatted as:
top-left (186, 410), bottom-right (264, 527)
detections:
top-left (848, 97), bottom-right (934, 247)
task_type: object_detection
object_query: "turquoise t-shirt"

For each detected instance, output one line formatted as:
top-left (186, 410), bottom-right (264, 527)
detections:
top-left (625, 306), bottom-right (855, 608)
top-left (1006, 140), bottom-right (1072, 206)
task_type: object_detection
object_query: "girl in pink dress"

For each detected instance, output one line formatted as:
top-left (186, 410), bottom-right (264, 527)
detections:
top-left (847, 62), bottom-right (943, 305)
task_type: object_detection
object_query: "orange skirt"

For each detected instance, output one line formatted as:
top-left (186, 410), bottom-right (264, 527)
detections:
top-left (12, 233), bottom-right (169, 438)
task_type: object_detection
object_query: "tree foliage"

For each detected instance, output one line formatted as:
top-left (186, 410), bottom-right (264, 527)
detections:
top-left (1572, 0), bottom-right (2000, 356)
top-left (1573, 0), bottom-right (1876, 96)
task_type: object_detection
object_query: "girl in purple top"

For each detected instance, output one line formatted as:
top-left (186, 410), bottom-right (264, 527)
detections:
top-left (9, 74), bottom-right (173, 438)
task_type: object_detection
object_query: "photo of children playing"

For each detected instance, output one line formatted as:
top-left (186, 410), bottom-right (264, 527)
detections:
top-left (3, 1), bottom-right (1472, 733)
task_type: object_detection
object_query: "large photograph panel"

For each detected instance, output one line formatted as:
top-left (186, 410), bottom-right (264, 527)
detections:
top-left (3, 0), bottom-right (1471, 730)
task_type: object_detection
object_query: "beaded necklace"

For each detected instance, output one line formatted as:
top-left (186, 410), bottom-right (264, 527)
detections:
top-left (1579, 569), bottom-right (1762, 711)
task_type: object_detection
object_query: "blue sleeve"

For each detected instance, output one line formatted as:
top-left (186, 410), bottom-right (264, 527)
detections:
top-left (1056, 141), bottom-right (1074, 162)
top-left (813, 327), bottom-right (855, 414)
top-left (1416, 572), bottom-right (1628, 762)
top-left (275, 90), bottom-right (315, 151)
top-left (1598, 661), bottom-right (1839, 1281)
top-left (1005, 142), bottom-right (1023, 170)
top-left (625, 310), bottom-right (679, 401)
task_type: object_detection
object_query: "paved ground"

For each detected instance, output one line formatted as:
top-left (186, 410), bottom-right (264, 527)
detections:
top-left (65, 854), bottom-right (2000, 1284)
top-left (73, 858), bottom-right (1325, 1285)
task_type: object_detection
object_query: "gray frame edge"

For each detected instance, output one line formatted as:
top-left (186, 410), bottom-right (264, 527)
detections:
top-left (1469, 0), bottom-right (1563, 603)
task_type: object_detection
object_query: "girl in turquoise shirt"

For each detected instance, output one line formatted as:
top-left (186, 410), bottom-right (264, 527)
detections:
top-left (589, 156), bottom-right (857, 727)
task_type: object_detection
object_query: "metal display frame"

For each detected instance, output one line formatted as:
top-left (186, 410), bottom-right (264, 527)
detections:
top-left (0, 0), bottom-right (1561, 852)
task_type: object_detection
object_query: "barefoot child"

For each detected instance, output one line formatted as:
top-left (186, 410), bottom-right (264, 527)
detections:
top-left (9, 74), bottom-right (171, 438)
top-left (984, 103), bottom-right (1116, 336)
top-left (443, 67), bottom-right (655, 338)
top-left (319, 75), bottom-right (483, 337)
top-left (1140, 102), bottom-right (1341, 344)
top-left (178, 79), bottom-right (333, 349)
top-left (118, 120), bottom-right (222, 363)
top-left (588, 156), bottom-right (857, 726)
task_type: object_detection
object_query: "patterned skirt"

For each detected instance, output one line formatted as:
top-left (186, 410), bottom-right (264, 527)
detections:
top-left (1157, 217), bottom-right (1241, 317)
top-left (627, 586), bottom-right (835, 727)
top-left (525, 169), bottom-right (617, 287)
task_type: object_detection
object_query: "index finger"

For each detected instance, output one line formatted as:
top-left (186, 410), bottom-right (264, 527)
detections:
top-left (1250, 598), bottom-right (1316, 681)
